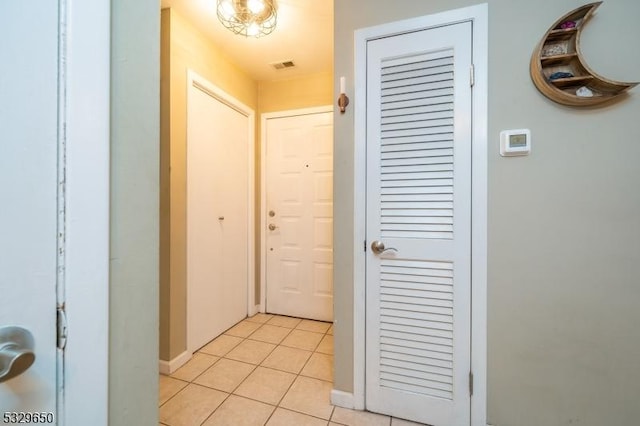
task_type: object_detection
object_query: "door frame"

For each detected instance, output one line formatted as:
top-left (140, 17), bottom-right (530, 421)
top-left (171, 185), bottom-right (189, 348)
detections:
top-left (62, 0), bottom-right (110, 423)
top-left (186, 69), bottom-right (256, 353)
top-left (259, 106), bottom-right (333, 312)
top-left (349, 4), bottom-right (488, 425)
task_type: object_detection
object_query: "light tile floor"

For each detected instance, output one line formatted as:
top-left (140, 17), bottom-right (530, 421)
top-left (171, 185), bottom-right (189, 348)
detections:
top-left (159, 313), bottom-right (426, 426)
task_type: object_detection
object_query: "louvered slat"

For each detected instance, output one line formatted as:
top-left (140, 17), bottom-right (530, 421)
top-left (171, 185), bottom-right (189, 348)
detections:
top-left (381, 102), bottom-right (453, 119)
top-left (381, 56), bottom-right (454, 76)
top-left (381, 327), bottom-right (453, 346)
top-left (380, 321), bottom-right (454, 339)
top-left (381, 343), bottom-right (453, 363)
top-left (379, 257), bottom-right (455, 399)
top-left (381, 356), bottom-right (452, 377)
top-left (382, 88), bottom-right (454, 105)
top-left (381, 141), bottom-right (453, 153)
top-left (380, 130), bottom-right (452, 145)
top-left (379, 50), bottom-right (455, 241)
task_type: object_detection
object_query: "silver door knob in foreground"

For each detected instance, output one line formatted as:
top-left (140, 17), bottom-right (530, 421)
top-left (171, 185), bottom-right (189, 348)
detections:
top-left (0, 326), bottom-right (36, 383)
top-left (371, 240), bottom-right (398, 254)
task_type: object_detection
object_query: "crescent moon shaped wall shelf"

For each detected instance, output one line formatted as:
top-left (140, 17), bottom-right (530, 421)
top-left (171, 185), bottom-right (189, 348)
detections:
top-left (530, 1), bottom-right (638, 107)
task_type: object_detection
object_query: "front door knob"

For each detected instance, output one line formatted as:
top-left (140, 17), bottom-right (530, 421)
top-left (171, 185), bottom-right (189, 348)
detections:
top-left (0, 326), bottom-right (36, 383)
top-left (268, 223), bottom-right (278, 231)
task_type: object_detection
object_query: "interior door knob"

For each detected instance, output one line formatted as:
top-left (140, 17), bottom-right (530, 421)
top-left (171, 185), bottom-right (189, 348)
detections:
top-left (0, 326), bottom-right (36, 383)
top-left (371, 240), bottom-right (398, 254)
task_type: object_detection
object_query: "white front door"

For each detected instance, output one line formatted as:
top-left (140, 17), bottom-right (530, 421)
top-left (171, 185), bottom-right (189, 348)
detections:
top-left (0, 1), bottom-right (60, 418)
top-left (187, 74), bottom-right (252, 353)
top-left (264, 109), bottom-right (334, 321)
top-left (365, 22), bottom-right (473, 425)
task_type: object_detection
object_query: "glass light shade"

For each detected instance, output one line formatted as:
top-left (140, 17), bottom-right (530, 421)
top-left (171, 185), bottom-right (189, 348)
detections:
top-left (216, 0), bottom-right (277, 38)
top-left (247, 0), bottom-right (265, 14)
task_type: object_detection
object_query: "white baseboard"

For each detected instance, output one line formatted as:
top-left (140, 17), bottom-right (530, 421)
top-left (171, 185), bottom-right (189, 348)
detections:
top-left (331, 389), bottom-right (355, 409)
top-left (159, 350), bottom-right (192, 375)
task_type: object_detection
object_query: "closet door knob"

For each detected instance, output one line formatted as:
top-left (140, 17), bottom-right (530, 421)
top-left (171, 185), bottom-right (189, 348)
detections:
top-left (371, 240), bottom-right (398, 255)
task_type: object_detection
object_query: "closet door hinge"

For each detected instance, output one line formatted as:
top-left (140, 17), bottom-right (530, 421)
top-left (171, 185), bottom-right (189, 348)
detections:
top-left (469, 371), bottom-right (474, 396)
top-left (470, 64), bottom-right (475, 87)
top-left (364, 240), bottom-right (367, 252)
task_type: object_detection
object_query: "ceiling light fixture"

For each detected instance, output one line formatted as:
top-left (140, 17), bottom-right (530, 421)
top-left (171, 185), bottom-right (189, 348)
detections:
top-left (216, 0), bottom-right (277, 38)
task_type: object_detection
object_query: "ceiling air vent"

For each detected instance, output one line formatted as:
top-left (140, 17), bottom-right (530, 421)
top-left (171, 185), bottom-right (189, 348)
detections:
top-left (270, 60), bottom-right (295, 70)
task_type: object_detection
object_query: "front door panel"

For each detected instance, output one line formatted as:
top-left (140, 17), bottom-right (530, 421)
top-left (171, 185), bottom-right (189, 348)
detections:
top-left (265, 111), bottom-right (334, 321)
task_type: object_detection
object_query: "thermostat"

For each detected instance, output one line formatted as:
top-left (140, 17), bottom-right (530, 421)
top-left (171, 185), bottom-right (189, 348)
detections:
top-left (500, 129), bottom-right (531, 157)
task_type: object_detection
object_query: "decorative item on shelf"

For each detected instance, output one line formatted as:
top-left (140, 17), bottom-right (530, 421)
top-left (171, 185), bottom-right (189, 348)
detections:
top-left (338, 76), bottom-right (349, 114)
top-left (530, 1), bottom-right (638, 107)
top-left (549, 71), bottom-right (574, 81)
top-left (576, 86), bottom-right (594, 97)
top-left (217, 0), bottom-right (277, 38)
top-left (542, 43), bottom-right (568, 57)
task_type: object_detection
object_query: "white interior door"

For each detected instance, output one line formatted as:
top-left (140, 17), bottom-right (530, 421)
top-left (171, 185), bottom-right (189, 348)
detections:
top-left (187, 76), bottom-right (252, 353)
top-left (264, 110), bottom-right (334, 321)
top-left (0, 1), bottom-right (60, 418)
top-left (365, 22), bottom-right (473, 425)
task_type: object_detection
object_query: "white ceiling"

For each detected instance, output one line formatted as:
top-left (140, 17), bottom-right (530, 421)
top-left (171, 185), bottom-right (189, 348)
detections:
top-left (161, 0), bottom-right (334, 81)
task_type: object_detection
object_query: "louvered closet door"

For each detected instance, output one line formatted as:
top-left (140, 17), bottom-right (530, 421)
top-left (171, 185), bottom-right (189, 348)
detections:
top-left (365, 22), bottom-right (472, 426)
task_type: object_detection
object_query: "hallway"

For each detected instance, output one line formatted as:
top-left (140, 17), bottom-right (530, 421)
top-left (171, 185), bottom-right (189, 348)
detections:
top-left (159, 314), bottom-right (424, 425)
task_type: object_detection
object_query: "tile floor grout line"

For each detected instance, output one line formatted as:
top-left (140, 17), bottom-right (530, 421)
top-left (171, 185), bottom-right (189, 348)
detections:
top-left (239, 314), bottom-right (299, 426)
top-left (196, 330), bottom-right (267, 426)
top-left (246, 321), bottom-right (296, 346)
top-left (158, 376), bottom-right (191, 409)
top-left (269, 406), bottom-right (335, 425)
top-left (197, 387), bottom-right (233, 426)
top-left (265, 316), bottom-right (332, 422)
top-left (328, 404), bottom-right (336, 423)
top-left (261, 402), bottom-right (278, 426)
top-left (269, 326), bottom-right (333, 422)
top-left (187, 353), bottom-right (224, 385)
top-left (160, 314), bottom-right (335, 426)
top-left (201, 322), bottom-right (298, 424)
top-left (165, 328), bottom-right (254, 425)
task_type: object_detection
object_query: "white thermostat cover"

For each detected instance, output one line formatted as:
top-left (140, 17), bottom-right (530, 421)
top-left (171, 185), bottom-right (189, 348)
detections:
top-left (500, 129), bottom-right (531, 157)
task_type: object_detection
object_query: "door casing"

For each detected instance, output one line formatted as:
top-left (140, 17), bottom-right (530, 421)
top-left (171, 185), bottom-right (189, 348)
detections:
top-left (61, 0), bottom-right (111, 423)
top-left (345, 4), bottom-right (488, 425)
top-left (259, 106), bottom-right (333, 313)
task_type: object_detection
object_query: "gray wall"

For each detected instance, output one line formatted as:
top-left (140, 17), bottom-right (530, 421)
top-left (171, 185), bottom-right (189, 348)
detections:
top-left (110, 0), bottom-right (160, 424)
top-left (334, 1), bottom-right (640, 425)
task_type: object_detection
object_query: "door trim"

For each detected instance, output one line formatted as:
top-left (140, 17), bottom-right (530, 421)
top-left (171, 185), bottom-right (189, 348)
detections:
top-left (259, 106), bottom-right (333, 312)
top-left (63, 0), bottom-right (110, 423)
top-left (186, 69), bottom-right (256, 349)
top-left (351, 4), bottom-right (487, 425)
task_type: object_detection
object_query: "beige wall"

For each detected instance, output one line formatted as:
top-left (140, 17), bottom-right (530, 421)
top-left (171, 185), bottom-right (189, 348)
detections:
top-left (258, 72), bottom-right (334, 113)
top-left (334, 1), bottom-right (640, 425)
top-left (110, 0), bottom-right (159, 424)
top-left (159, 8), bottom-right (333, 360)
top-left (160, 8), bottom-right (258, 360)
